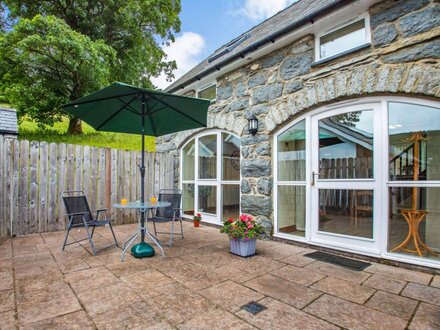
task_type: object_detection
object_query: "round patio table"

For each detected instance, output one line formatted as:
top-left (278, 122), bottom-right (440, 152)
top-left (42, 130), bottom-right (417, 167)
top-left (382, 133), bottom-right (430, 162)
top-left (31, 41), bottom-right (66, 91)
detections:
top-left (114, 201), bottom-right (171, 261)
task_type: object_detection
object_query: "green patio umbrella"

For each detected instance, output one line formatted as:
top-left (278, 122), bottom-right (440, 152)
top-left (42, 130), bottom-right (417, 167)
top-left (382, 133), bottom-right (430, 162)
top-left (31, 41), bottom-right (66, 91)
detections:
top-left (62, 82), bottom-right (211, 256)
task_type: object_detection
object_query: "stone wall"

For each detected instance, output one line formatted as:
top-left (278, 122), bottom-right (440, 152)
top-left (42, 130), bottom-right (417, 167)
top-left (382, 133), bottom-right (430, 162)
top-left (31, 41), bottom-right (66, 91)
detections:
top-left (157, 0), bottom-right (440, 233)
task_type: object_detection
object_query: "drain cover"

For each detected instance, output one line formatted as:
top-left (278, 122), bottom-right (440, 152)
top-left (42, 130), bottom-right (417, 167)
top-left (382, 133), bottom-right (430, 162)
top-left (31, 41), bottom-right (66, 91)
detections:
top-left (304, 251), bottom-right (371, 271)
top-left (241, 301), bottom-right (266, 315)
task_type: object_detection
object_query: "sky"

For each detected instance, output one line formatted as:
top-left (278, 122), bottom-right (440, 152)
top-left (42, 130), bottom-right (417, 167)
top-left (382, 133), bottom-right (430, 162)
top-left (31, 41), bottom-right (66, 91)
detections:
top-left (152, 0), bottom-right (296, 89)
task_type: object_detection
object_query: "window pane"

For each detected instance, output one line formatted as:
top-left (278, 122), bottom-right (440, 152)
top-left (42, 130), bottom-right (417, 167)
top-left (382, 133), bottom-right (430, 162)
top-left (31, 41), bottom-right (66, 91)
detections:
top-left (388, 187), bottom-right (440, 262)
top-left (320, 19), bottom-right (366, 59)
top-left (278, 120), bottom-right (306, 181)
top-left (199, 135), bottom-right (217, 179)
top-left (182, 140), bottom-right (195, 181)
top-left (277, 186), bottom-right (305, 238)
top-left (182, 184), bottom-right (195, 217)
top-left (319, 189), bottom-right (373, 239)
top-left (222, 185), bottom-right (240, 221)
top-left (222, 133), bottom-right (240, 181)
top-left (319, 110), bottom-right (373, 179)
top-left (198, 85), bottom-right (216, 100)
top-left (198, 185), bottom-right (216, 215)
top-left (389, 102), bottom-right (440, 181)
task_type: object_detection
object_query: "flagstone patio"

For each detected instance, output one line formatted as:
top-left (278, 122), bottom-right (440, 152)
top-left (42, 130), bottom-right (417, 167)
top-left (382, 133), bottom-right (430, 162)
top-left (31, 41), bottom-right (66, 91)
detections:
top-left (0, 222), bottom-right (439, 329)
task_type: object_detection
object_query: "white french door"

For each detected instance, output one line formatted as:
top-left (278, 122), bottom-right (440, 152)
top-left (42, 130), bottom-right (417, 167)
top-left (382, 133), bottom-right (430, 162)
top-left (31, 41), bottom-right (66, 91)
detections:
top-left (310, 103), bottom-right (382, 255)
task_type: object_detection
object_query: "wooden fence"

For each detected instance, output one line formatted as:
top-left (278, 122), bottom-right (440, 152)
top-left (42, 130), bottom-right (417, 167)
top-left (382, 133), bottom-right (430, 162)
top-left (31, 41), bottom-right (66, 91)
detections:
top-left (0, 136), bottom-right (174, 239)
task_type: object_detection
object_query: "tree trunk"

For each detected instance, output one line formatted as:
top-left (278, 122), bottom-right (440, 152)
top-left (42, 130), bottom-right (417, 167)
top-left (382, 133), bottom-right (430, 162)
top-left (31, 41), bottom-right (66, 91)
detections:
top-left (67, 117), bottom-right (83, 135)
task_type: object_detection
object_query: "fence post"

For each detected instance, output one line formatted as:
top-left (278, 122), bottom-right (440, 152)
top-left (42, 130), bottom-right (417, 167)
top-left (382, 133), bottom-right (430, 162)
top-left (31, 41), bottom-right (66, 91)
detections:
top-left (105, 147), bottom-right (111, 209)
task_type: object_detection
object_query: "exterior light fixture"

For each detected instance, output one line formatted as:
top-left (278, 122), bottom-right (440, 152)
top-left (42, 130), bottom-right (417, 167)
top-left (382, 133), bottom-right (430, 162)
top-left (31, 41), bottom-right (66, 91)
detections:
top-left (248, 115), bottom-right (258, 135)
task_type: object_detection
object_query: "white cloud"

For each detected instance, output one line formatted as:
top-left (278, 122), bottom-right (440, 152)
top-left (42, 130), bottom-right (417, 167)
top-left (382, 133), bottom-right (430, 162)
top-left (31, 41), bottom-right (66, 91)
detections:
top-left (238, 0), bottom-right (295, 21)
top-left (152, 32), bottom-right (205, 90)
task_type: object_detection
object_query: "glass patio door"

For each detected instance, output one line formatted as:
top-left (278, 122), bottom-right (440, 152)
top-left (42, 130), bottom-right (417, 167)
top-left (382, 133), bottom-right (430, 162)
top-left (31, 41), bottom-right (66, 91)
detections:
top-left (310, 103), bottom-right (382, 255)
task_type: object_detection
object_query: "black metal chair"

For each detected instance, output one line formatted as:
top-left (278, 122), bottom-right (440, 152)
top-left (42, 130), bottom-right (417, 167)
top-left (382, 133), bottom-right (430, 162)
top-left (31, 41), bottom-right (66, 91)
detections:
top-left (150, 189), bottom-right (183, 247)
top-left (61, 191), bottom-right (118, 255)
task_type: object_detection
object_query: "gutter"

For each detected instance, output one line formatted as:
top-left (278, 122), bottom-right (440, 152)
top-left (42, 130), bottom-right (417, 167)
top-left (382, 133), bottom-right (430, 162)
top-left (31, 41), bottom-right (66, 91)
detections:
top-left (167, 0), bottom-right (354, 94)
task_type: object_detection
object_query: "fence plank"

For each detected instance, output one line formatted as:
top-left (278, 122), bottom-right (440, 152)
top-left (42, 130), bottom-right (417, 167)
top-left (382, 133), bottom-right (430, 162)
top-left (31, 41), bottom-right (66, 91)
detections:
top-left (57, 143), bottom-right (67, 230)
top-left (5, 139), bottom-right (12, 237)
top-left (83, 146), bottom-right (91, 199)
top-left (0, 135), bottom-right (5, 242)
top-left (38, 142), bottom-right (48, 233)
top-left (18, 140), bottom-right (29, 236)
top-left (29, 141), bottom-right (39, 234)
top-left (48, 143), bottom-right (57, 232)
top-left (97, 148), bottom-right (106, 210)
top-left (90, 147), bottom-right (98, 211)
top-left (74, 145), bottom-right (83, 192)
top-left (11, 140), bottom-right (19, 236)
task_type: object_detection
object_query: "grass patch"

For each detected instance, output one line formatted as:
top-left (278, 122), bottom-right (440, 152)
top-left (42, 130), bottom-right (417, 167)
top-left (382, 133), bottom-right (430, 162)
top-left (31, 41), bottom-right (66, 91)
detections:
top-left (19, 117), bottom-right (155, 152)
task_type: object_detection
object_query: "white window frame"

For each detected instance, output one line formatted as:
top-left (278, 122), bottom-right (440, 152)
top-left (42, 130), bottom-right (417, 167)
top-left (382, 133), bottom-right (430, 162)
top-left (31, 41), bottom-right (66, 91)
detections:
top-left (314, 12), bottom-right (371, 61)
top-left (180, 130), bottom-right (241, 225)
top-left (273, 96), bottom-right (440, 269)
top-left (197, 83), bottom-right (217, 102)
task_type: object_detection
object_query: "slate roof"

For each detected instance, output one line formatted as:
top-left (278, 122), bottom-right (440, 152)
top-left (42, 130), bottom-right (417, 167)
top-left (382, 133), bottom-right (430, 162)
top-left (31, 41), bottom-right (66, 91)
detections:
top-left (0, 108), bottom-right (18, 135)
top-left (166, 0), bottom-right (352, 92)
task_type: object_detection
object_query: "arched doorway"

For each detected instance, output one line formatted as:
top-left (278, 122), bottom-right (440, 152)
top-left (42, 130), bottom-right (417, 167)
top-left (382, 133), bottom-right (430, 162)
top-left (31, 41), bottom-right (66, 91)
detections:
top-left (275, 97), bottom-right (440, 267)
top-left (181, 131), bottom-right (241, 224)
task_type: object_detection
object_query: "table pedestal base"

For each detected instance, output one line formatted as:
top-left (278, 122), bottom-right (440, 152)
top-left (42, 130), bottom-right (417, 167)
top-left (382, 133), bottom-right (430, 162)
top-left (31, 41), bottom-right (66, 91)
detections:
top-left (391, 209), bottom-right (437, 257)
top-left (131, 242), bottom-right (155, 258)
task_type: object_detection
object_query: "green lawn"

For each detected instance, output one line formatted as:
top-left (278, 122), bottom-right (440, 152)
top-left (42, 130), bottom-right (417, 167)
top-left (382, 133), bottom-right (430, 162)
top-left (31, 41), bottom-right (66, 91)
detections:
top-left (19, 117), bottom-right (156, 152)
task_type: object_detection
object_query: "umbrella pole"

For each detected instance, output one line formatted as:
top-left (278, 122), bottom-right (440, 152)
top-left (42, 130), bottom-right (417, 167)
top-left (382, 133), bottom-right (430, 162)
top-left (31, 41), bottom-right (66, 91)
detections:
top-left (140, 93), bottom-right (146, 243)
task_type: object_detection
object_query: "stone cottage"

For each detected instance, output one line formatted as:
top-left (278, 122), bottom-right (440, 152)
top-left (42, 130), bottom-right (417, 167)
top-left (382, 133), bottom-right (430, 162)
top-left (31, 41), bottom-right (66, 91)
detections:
top-left (157, 0), bottom-right (440, 268)
top-left (0, 108), bottom-right (18, 138)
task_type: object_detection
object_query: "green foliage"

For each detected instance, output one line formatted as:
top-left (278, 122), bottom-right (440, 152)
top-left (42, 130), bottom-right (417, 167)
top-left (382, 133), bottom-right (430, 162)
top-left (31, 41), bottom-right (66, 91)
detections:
top-left (19, 117), bottom-right (156, 152)
top-left (4, 0), bottom-right (181, 86)
top-left (0, 15), bottom-right (115, 127)
top-left (220, 214), bottom-right (265, 240)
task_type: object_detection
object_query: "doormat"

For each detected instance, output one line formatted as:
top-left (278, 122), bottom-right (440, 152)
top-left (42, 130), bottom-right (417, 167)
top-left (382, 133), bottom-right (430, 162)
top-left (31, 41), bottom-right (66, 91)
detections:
top-left (304, 251), bottom-right (371, 271)
top-left (241, 301), bottom-right (267, 315)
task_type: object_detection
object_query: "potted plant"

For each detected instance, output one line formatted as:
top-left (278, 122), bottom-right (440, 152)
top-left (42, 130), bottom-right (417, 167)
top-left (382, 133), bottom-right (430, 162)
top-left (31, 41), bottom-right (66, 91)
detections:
top-left (193, 213), bottom-right (202, 227)
top-left (220, 214), bottom-right (265, 257)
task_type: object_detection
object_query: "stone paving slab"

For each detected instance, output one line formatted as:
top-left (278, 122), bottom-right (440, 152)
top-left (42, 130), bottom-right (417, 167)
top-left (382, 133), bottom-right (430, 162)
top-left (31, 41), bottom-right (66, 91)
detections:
top-left (1, 222), bottom-right (439, 329)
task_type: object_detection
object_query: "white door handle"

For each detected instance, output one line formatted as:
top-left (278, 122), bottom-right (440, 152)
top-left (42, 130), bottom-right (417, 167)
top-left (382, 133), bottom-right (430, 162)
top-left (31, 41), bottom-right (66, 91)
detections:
top-left (312, 171), bottom-right (320, 186)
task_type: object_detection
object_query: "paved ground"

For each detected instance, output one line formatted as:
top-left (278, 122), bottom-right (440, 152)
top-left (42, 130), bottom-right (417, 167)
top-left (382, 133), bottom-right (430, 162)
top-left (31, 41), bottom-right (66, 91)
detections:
top-left (0, 222), bottom-right (439, 329)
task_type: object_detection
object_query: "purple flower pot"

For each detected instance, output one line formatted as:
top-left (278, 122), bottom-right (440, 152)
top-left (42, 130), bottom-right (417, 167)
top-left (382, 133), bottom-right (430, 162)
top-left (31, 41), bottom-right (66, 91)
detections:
top-left (230, 238), bottom-right (257, 257)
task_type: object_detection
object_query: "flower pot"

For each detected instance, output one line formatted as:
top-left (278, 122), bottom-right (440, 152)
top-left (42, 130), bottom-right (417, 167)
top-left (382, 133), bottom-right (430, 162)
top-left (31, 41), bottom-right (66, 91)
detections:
top-left (193, 221), bottom-right (200, 227)
top-left (230, 238), bottom-right (257, 257)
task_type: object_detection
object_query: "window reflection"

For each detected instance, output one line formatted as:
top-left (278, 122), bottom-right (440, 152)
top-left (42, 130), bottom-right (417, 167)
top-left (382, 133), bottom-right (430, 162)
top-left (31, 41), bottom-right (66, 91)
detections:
top-left (222, 185), bottom-right (240, 220)
top-left (278, 186), bottom-right (306, 237)
top-left (182, 140), bottom-right (195, 181)
top-left (319, 110), bottom-right (373, 179)
top-left (278, 120), bottom-right (306, 181)
top-left (182, 184), bottom-right (195, 216)
top-left (319, 189), bottom-right (373, 239)
top-left (389, 102), bottom-right (440, 181)
top-left (222, 133), bottom-right (240, 181)
top-left (199, 135), bottom-right (217, 179)
top-left (198, 185), bottom-right (216, 215)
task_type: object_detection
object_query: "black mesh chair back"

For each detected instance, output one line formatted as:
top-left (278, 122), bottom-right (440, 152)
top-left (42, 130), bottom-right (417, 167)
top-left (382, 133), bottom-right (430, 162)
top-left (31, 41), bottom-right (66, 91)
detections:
top-left (61, 190), bottom-right (118, 255)
top-left (62, 193), bottom-right (93, 225)
top-left (151, 188), bottom-right (183, 247)
top-left (156, 189), bottom-right (182, 219)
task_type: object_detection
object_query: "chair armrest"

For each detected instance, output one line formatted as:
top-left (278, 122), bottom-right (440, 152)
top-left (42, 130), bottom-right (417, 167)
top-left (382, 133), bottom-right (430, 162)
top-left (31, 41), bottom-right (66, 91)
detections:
top-left (66, 211), bottom-right (89, 217)
top-left (94, 208), bottom-right (111, 220)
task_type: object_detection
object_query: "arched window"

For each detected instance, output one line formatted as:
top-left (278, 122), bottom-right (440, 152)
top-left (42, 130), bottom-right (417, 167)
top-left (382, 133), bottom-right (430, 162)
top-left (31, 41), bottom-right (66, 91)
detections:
top-left (274, 97), bottom-right (440, 267)
top-left (181, 131), bottom-right (240, 224)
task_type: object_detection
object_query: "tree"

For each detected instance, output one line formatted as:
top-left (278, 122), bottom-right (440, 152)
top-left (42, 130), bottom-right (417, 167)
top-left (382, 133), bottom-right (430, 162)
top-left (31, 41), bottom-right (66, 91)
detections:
top-left (3, 0), bottom-right (181, 86)
top-left (0, 15), bottom-right (116, 133)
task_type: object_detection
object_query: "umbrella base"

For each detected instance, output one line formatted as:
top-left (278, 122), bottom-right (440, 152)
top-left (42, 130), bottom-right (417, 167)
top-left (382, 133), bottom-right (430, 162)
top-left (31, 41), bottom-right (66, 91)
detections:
top-left (131, 242), bottom-right (155, 258)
